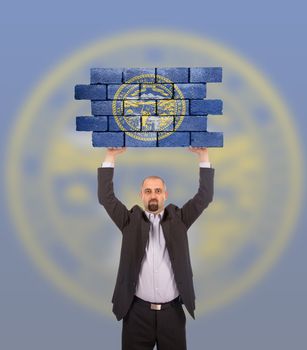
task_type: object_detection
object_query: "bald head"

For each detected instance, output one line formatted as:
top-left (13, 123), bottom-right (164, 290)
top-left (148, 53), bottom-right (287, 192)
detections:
top-left (141, 176), bottom-right (167, 191)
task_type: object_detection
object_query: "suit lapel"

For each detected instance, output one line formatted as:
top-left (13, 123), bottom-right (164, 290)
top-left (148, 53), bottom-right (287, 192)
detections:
top-left (161, 209), bottom-right (174, 258)
top-left (140, 212), bottom-right (150, 253)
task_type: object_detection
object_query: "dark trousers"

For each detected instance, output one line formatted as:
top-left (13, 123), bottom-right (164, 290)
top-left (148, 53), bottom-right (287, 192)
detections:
top-left (122, 296), bottom-right (187, 350)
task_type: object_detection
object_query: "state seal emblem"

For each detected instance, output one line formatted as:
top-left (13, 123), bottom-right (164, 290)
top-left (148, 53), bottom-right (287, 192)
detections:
top-left (112, 74), bottom-right (186, 141)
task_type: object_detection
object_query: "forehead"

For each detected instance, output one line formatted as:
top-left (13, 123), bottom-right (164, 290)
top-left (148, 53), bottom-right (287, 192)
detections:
top-left (142, 178), bottom-right (164, 189)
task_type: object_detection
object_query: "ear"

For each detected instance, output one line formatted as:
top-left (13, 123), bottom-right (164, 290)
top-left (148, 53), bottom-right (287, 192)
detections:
top-left (165, 191), bottom-right (168, 200)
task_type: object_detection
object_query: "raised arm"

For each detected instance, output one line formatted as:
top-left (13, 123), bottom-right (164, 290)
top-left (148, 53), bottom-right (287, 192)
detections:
top-left (97, 147), bottom-right (130, 231)
top-left (180, 147), bottom-right (215, 229)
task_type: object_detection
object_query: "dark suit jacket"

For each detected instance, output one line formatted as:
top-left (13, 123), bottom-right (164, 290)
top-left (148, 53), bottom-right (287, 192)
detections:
top-left (98, 166), bottom-right (214, 321)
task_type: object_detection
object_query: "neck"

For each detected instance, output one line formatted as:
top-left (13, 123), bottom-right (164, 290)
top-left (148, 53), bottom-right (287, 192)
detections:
top-left (145, 208), bottom-right (164, 215)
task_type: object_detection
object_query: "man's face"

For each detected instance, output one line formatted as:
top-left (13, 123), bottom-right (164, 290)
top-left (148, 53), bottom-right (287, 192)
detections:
top-left (140, 178), bottom-right (168, 214)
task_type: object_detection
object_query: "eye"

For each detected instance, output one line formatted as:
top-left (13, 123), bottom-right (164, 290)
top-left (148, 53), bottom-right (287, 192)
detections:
top-left (155, 189), bottom-right (162, 194)
top-left (145, 189), bottom-right (151, 194)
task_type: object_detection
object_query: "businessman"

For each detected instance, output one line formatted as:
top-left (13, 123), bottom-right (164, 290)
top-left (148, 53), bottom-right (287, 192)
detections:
top-left (98, 147), bottom-right (215, 350)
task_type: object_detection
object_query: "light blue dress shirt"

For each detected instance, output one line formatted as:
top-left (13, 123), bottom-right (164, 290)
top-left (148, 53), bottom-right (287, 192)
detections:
top-left (135, 210), bottom-right (180, 303)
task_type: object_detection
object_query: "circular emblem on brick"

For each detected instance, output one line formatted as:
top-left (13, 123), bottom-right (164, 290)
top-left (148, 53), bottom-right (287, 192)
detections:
top-left (112, 73), bottom-right (186, 141)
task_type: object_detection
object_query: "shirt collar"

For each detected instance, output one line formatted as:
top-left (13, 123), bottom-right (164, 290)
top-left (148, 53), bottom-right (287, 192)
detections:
top-left (144, 209), bottom-right (164, 220)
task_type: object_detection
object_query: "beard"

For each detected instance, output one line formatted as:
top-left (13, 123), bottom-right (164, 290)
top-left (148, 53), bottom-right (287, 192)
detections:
top-left (148, 200), bottom-right (159, 212)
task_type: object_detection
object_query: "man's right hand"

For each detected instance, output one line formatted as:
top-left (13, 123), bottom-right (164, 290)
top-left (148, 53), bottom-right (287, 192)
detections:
top-left (103, 147), bottom-right (127, 163)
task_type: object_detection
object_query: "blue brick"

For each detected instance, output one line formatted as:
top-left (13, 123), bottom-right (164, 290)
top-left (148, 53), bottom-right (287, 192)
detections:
top-left (123, 68), bottom-right (155, 83)
top-left (90, 68), bottom-right (123, 84)
top-left (109, 116), bottom-right (141, 131)
top-left (140, 83), bottom-right (173, 99)
top-left (190, 99), bottom-right (223, 115)
top-left (125, 133), bottom-right (157, 147)
top-left (107, 84), bottom-right (140, 100)
top-left (174, 83), bottom-right (206, 99)
top-left (190, 67), bottom-right (222, 83)
top-left (124, 100), bottom-right (156, 115)
top-left (157, 100), bottom-right (189, 116)
top-left (141, 116), bottom-right (174, 132)
top-left (156, 68), bottom-right (189, 83)
top-left (74, 84), bottom-right (106, 100)
top-left (108, 116), bottom-right (123, 131)
top-left (175, 116), bottom-right (207, 131)
top-left (191, 132), bottom-right (223, 147)
top-left (76, 116), bottom-right (108, 131)
top-left (91, 100), bottom-right (123, 115)
top-left (92, 132), bottom-right (124, 147)
top-left (158, 132), bottom-right (190, 147)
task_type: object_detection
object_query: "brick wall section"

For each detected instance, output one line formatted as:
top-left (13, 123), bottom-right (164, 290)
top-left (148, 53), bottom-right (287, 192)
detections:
top-left (75, 67), bottom-right (223, 147)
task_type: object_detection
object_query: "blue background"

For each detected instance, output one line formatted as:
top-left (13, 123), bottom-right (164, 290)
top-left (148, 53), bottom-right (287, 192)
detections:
top-left (1, 1), bottom-right (306, 349)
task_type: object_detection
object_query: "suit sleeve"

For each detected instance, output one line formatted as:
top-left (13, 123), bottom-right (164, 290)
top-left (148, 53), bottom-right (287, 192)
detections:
top-left (97, 167), bottom-right (130, 232)
top-left (180, 167), bottom-right (215, 229)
